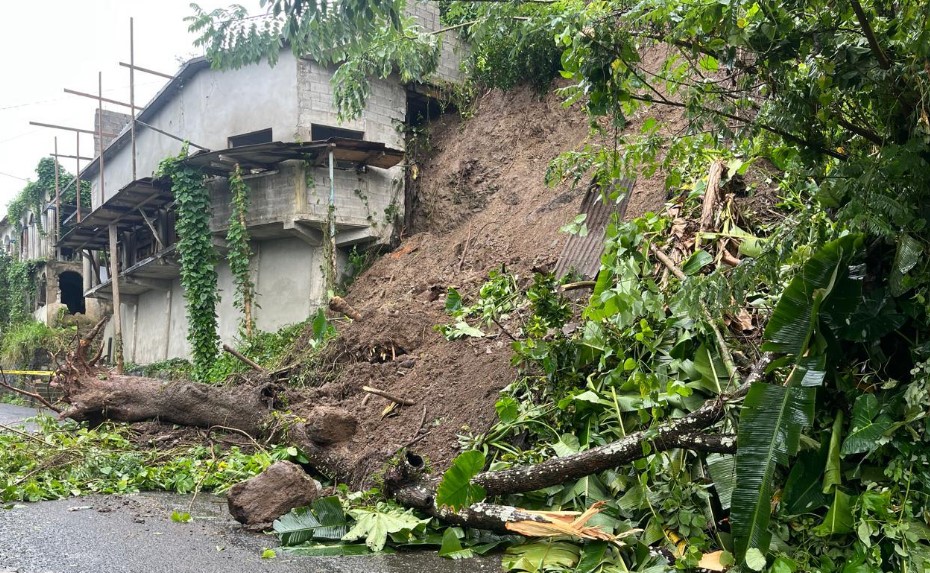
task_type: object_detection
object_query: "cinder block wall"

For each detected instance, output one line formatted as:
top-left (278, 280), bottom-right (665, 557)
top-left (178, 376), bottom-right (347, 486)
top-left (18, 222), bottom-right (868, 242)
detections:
top-left (296, 59), bottom-right (407, 150)
top-left (405, 1), bottom-right (468, 83)
top-left (94, 109), bottom-right (131, 155)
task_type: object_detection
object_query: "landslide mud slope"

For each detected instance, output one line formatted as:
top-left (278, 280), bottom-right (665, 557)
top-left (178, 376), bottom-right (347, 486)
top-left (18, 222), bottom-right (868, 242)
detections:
top-left (295, 86), bottom-right (669, 485)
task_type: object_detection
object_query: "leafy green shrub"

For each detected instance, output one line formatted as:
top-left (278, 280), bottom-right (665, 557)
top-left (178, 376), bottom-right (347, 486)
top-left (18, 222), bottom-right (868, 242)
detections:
top-left (0, 321), bottom-right (72, 367)
top-left (134, 358), bottom-right (194, 381)
top-left (204, 321), bottom-right (309, 383)
top-left (441, 2), bottom-right (562, 93)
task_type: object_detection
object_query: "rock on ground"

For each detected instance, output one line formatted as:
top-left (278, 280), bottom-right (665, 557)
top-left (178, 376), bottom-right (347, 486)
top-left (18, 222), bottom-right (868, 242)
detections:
top-left (226, 461), bottom-right (320, 525)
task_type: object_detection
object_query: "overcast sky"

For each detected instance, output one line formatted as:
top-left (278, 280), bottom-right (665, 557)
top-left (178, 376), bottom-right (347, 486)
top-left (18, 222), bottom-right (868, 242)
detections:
top-left (0, 0), bottom-right (263, 217)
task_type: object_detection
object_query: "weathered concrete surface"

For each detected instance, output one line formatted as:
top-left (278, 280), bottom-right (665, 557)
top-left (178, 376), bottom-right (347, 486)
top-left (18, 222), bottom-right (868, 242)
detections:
top-left (0, 493), bottom-right (500, 573)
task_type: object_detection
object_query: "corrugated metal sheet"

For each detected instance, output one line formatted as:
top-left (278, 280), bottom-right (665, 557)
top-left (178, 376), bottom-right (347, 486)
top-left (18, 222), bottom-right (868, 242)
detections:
top-left (553, 178), bottom-right (634, 279)
top-left (57, 178), bottom-right (172, 250)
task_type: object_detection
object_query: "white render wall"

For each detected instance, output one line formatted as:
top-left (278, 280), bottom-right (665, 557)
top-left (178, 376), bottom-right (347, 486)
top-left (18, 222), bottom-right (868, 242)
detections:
top-left (89, 52), bottom-right (301, 209)
top-left (119, 236), bottom-right (325, 364)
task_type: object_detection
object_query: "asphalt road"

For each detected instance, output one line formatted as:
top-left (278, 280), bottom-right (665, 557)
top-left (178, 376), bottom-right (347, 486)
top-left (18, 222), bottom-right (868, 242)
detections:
top-left (0, 493), bottom-right (500, 573)
top-left (0, 403), bottom-right (42, 427)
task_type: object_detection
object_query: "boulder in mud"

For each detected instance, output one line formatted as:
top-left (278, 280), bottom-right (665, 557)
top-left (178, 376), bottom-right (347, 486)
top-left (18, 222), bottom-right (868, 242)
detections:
top-left (226, 461), bottom-right (320, 526)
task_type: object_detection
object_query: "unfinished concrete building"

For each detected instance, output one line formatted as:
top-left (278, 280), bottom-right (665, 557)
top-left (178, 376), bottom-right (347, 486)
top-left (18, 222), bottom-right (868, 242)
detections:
top-left (55, 3), bottom-right (466, 364)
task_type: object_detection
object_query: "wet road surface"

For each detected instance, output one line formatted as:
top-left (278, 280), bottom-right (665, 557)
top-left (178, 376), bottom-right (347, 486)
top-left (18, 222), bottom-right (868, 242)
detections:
top-left (0, 403), bottom-right (43, 428)
top-left (0, 493), bottom-right (500, 573)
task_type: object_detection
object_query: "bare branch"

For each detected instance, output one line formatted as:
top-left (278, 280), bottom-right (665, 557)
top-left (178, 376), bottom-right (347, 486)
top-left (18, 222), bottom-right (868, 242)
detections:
top-left (362, 385), bottom-right (416, 406)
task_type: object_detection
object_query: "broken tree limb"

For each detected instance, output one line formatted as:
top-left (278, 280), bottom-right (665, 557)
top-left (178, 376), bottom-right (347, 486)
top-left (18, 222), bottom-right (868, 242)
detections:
top-left (0, 367), bottom-right (61, 413)
top-left (329, 296), bottom-right (363, 321)
top-left (387, 354), bottom-right (770, 531)
top-left (560, 280), bottom-right (597, 292)
top-left (362, 385), bottom-right (415, 406)
top-left (651, 244), bottom-right (686, 281)
top-left (473, 429), bottom-right (736, 497)
top-left (464, 355), bottom-right (769, 497)
top-left (391, 432), bottom-right (738, 533)
top-left (699, 160), bottom-right (726, 235)
top-left (457, 225), bottom-right (473, 273)
top-left (650, 244), bottom-right (740, 387)
top-left (222, 343), bottom-right (268, 375)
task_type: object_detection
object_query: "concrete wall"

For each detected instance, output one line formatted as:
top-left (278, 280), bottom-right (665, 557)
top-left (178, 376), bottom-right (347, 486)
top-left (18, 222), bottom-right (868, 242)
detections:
top-left (209, 162), bottom-right (402, 245)
top-left (303, 164), bottom-right (402, 243)
top-left (0, 222), bottom-right (12, 256)
top-left (94, 110), bottom-right (131, 155)
top-left (12, 211), bottom-right (54, 261)
top-left (91, 52), bottom-right (301, 208)
top-left (87, 49), bottom-right (419, 365)
top-left (119, 236), bottom-right (325, 364)
top-left (296, 59), bottom-right (407, 150)
top-left (405, 1), bottom-right (468, 84)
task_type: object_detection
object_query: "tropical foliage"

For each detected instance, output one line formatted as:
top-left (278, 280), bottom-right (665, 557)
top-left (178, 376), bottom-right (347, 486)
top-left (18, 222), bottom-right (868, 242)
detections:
top-left (5, 157), bottom-right (91, 236)
top-left (146, 0), bottom-right (930, 570)
top-left (226, 164), bottom-right (256, 336)
top-left (0, 415), bottom-right (301, 502)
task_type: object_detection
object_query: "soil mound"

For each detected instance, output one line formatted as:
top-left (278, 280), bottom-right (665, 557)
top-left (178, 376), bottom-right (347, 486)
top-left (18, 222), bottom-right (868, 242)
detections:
top-left (294, 85), bottom-right (669, 486)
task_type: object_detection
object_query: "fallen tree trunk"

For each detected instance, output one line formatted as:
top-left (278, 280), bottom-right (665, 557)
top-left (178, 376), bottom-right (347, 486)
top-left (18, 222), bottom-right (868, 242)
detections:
top-left (52, 323), bottom-right (769, 533)
top-left (60, 374), bottom-right (275, 436)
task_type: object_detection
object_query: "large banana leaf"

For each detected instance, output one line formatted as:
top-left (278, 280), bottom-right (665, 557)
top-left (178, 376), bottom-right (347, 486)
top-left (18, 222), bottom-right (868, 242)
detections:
top-left (731, 383), bottom-right (816, 562)
top-left (503, 540), bottom-right (581, 572)
top-left (732, 236), bottom-right (862, 563)
top-left (762, 234), bottom-right (863, 356)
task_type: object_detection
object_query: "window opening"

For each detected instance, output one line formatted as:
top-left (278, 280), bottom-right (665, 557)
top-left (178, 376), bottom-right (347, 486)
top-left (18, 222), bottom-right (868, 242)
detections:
top-left (311, 125), bottom-right (364, 141)
top-left (229, 128), bottom-right (273, 148)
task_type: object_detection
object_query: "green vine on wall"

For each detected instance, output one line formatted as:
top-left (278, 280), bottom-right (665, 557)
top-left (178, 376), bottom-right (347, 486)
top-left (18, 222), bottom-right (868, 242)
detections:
top-left (6, 158), bottom-right (91, 237)
top-left (0, 253), bottom-right (38, 327)
top-left (226, 165), bottom-right (255, 337)
top-left (156, 146), bottom-right (219, 382)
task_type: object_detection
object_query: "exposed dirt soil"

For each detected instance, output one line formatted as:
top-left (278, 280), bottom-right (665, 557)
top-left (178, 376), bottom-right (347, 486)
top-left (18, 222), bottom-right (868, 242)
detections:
top-left (283, 85), bottom-right (675, 486)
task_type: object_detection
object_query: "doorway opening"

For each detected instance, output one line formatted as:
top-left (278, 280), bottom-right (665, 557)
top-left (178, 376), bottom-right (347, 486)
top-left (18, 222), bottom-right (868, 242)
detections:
top-left (59, 271), bottom-right (85, 314)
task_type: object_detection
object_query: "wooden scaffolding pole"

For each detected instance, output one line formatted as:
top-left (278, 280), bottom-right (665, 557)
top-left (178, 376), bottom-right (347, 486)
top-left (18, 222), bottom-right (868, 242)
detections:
top-left (53, 137), bottom-right (60, 257)
top-left (108, 223), bottom-right (124, 374)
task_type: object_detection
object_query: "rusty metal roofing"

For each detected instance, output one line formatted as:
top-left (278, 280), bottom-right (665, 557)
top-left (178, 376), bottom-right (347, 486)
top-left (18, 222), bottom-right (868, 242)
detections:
top-left (181, 138), bottom-right (405, 176)
top-left (553, 178), bottom-right (635, 279)
top-left (57, 177), bottom-right (173, 250)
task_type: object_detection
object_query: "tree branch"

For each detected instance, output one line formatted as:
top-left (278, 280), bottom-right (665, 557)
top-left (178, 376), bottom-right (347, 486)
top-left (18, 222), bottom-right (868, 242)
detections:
top-left (222, 343), bottom-right (268, 375)
top-left (849, 0), bottom-right (892, 69)
top-left (0, 367), bottom-right (61, 413)
top-left (388, 355), bottom-right (770, 524)
top-left (626, 94), bottom-right (849, 161)
top-left (362, 385), bottom-right (416, 406)
top-left (833, 112), bottom-right (884, 145)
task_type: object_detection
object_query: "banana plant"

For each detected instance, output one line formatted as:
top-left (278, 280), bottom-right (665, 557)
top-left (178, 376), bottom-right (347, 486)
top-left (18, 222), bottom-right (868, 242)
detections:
top-left (731, 234), bottom-right (864, 564)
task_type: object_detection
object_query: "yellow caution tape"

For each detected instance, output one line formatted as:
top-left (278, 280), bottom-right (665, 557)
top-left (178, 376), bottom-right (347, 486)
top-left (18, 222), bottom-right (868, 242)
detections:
top-left (1, 370), bottom-right (55, 376)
